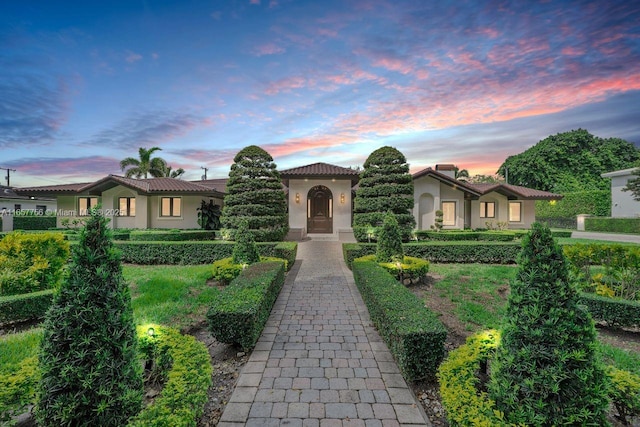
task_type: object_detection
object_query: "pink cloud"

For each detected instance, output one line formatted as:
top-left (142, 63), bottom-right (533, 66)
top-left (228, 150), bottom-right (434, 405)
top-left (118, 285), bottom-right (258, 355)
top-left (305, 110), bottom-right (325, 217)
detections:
top-left (264, 76), bottom-right (308, 95)
top-left (250, 0), bottom-right (260, 4)
top-left (561, 46), bottom-right (584, 56)
top-left (125, 51), bottom-right (142, 63)
top-left (252, 42), bottom-right (285, 56)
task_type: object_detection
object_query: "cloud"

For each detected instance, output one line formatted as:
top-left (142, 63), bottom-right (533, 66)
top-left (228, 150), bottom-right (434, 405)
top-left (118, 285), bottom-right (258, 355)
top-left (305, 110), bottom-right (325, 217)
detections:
top-left (250, 0), bottom-right (260, 4)
top-left (125, 51), bottom-right (143, 63)
top-left (252, 42), bottom-right (286, 56)
top-left (7, 156), bottom-right (121, 185)
top-left (84, 111), bottom-right (211, 149)
top-left (264, 75), bottom-right (308, 95)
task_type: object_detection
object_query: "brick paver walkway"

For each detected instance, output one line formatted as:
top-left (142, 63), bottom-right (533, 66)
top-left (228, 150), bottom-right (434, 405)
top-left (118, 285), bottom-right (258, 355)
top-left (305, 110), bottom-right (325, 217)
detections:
top-left (218, 240), bottom-right (430, 427)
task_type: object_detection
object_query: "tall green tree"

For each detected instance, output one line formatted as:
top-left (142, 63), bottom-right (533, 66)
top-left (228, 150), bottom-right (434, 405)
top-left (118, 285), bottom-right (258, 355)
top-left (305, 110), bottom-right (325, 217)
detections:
top-left (622, 161), bottom-right (640, 201)
top-left (162, 165), bottom-right (185, 179)
top-left (36, 207), bottom-right (143, 426)
top-left (220, 145), bottom-right (288, 242)
top-left (453, 166), bottom-right (469, 181)
top-left (120, 146), bottom-right (168, 178)
top-left (497, 129), bottom-right (639, 192)
top-left (353, 146), bottom-right (415, 242)
top-left (488, 223), bottom-right (609, 425)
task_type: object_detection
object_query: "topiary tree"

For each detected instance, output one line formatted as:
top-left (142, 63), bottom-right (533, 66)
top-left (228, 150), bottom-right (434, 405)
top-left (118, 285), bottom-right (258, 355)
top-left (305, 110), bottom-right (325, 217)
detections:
top-left (488, 222), bottom-right (610, 425)
top-left (232, 219), bottom-right (260, 265)
top-left (220, 145), bottom-right (288, 242)
top-left (36, 207), bottom-right (143, 426)
top-left (376, 211), bottom-right (404, 263)
top-left (353, 146), bottom-right (415, 242)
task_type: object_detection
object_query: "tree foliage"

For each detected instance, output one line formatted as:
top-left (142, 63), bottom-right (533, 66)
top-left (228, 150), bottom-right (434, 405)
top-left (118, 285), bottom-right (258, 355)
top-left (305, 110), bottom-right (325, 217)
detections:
top-left (120, 146), bottom-right (168, 179)
top-left (162, 165), bottom-right (185, 178)
top-left (497, 129), bottom-right (639, 192)
top-left (232, 219), bottom-right (260, 265)
top-left (488, 223), bottom-right (610, 425)
top-left (376, 211), bottom-right (404, 263)
top-left (353, 146), bottom-right (415, 242)
top-left (36, 207), bottom-right (143, 426)
top-left (622, 163), bottom-right (640, 201)
top-left (197, 199), bottom-right (222, 230)
top-left (220, 145), bottom-right (288, 242)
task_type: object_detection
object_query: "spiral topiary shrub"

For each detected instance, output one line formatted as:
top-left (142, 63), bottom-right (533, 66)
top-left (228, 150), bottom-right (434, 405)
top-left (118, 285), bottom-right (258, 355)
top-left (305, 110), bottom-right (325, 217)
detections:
top-left (36, 208), bottom-right (143, 426)
top-left (376, 211), bottom-right (404, 263)
top-left (488, 222), bottom-right (610, 426)
top-left (232, 219), bottom-right (260, 265)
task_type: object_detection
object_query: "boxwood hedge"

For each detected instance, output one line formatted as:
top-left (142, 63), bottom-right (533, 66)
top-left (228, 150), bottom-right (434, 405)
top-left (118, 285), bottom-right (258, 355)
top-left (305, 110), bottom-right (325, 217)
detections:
top-left (128, 230), bottom-right (217, 241)
top-left (352, 258), bottom-right (446, 380)
top-left (207, 260), bottom-right (285, 351)
top-left (585, 217), bottom-right (640, 233)
top-left (578, 293), bottom-right (640, 328)
top-left (0, 289), bottom-right (55, 324)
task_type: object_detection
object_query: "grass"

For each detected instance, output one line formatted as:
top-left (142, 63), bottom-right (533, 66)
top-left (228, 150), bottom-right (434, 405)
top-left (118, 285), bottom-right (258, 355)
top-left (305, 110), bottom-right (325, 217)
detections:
top-left (0, 329), bottom-right (42, 371)
top-left (427, 263), bottom-right (640, 373)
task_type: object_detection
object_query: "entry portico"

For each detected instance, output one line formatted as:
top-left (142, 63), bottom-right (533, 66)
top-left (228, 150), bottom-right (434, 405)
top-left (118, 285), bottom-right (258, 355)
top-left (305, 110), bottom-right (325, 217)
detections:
top-left (280, 163), bottom-right (360, 241)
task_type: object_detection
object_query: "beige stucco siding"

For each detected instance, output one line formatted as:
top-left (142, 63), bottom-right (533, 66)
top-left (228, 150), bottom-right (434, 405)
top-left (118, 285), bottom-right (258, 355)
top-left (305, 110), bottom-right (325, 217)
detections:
top-left (413, 176), bottom-right (466, 230)
top-left (287, 178), bottom-right (353, 238)
top-left (610, 173), bottom-right (638, 217)
top-left (148, 194), bottom-right (222, 229)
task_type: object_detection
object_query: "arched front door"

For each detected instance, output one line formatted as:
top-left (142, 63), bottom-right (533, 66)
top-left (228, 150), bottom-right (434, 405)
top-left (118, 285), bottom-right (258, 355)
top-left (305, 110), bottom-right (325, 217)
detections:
top-left (307, 185), bottom-right (333, 233)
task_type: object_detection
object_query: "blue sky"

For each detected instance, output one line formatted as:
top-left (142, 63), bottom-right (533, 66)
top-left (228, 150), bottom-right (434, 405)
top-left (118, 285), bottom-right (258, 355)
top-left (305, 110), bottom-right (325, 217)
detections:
top-left (1, 0), bottom-right (639, 187)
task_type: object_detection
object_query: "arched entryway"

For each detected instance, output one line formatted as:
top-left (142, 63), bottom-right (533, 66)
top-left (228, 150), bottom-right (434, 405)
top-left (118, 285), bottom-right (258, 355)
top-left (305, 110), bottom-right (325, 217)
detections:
top-left (307, 185), bottom-right (333, 233)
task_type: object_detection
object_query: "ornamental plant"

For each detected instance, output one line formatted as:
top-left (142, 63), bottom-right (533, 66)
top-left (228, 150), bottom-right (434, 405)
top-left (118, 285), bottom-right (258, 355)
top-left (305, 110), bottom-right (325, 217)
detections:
top-left (488, 222), bottom-right (610, 426)
top-left (232, 219), bottom-right (260, 265)
top-left (36, 208), bottom-right (143, 426)
top-left (220, 145), bottom-right (288, 241)
top-left (376, 211), bottom-right (404, 263)
top-left (353, 146), bottom-right (415, 242)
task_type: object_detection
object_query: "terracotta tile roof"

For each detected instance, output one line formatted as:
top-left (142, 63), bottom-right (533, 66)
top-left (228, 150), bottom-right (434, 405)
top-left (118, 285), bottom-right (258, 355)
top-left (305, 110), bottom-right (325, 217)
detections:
top-left (15, 182), bottom-right (91, 195)
top-left (280, 162), bottom-right (360, 177)
top-left (195, 178), bottom-right (228, 193)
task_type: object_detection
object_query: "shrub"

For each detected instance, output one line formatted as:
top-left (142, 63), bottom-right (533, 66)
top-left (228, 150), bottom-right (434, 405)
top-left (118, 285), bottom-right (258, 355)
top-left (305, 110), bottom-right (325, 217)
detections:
top-left (414, 230), bottom-right (518, 241)
top-left (211, 257), bottom-right (245, 286)
top-left (197, 199), bottom-right (221, 230)
top-left (12, 215), bottom-right (57, 230)
top-left (129, 324), bottom-right (213, 427)
top-left (36, 208), bottom-right (143, 426)
top-left (353, 146), bottom-right (415, 242)
top-left (0, 289), bottom-right (55, 324)
top-left (578, 293), bottom-right (640, 328)
top-left (220, 145), bottom-right (288, 242)
top-left (207, 260), bottom-right (285, 351)
top-left (352, 258), bottom-right (446, 380)
top-left (0, 356), bottom-right (40, 424)
top-left (129, 230), bottom-right (217, 241)
top-left (535, 190), bottom-right (611, 218)
top-left (488, 223), bottom-right (610, 426)
top-left (376, 211), bottom-right (404, 262)
top-left (232, 219), bottom-right (260, 265)
top-left (0, 232), bottom-right (70, 296)
top-left (606, 366), bottom-right (640, 424)
top-left (357, 254), bottom-right (429, 285)
top-left (586, 217), bottom-right (640, 233)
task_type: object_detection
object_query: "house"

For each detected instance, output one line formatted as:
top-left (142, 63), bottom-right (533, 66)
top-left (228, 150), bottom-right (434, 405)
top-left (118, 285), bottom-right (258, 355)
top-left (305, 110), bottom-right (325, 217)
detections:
top-left (13, 162), bottom-right (561, 238)
top-left (1, 185), bottom-right (57, 232)
top-left (601, 168), bottom-right (639, 218)
top-left (15, 175), bottom-right (224, 230)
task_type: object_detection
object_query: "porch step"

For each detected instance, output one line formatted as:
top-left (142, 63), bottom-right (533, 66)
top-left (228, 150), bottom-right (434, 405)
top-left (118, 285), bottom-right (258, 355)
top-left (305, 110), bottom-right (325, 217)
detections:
top-left (307, 233), bottom-right (338, 241)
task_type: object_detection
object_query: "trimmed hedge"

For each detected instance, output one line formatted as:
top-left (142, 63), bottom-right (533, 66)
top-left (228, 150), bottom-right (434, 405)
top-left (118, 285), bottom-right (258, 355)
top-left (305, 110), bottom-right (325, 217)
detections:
top-left (585, 217), bottom-right (640, 233)
top-left (0, 289), bottom-right (55, 324)
top-left (343, 242), bottom-right (522, 268)
top-left (129, 324), bottom-right (213, 427)
top-left (414, 230), bottom-right (517, 241)
top-left (535, 190), bottom-right (610, 218)
top-left (352, 258), bottom-right (446, 380)
top-left (551, 229), bottom-right (573, 238)
top-left (207, 260), bottom-right (285, 351)
top-left (12, 216), bottom-right (57, 231)
top-left (113, 241), bottom-right (297, 267)
top-left (129, 230), bottom-right (217, 241)
top-left (578, 293), bottom-right (640, 328)
top-left (536, 216), bottom-right (577, 229)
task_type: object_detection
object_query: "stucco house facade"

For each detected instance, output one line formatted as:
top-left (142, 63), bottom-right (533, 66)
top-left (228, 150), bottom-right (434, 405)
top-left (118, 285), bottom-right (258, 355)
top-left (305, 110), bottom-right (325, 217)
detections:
top-left (1, 186), bottom-right (57, 232)
top-left (601, 168), bottom-right (639, 218)
top-left (14, 162), bottom-right (561, 238)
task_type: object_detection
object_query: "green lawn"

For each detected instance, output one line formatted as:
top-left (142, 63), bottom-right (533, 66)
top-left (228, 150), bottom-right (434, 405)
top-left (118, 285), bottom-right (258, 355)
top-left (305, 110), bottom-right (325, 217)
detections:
top-left (428, 263), bottom-right (640, 375)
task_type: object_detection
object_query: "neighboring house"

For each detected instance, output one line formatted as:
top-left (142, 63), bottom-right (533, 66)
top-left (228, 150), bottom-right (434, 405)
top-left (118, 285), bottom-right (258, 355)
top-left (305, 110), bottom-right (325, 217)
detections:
top-left (15, 175), bottom-right (224, 229)
top-left (14, 162), bottom-right (562, 237)
top-left (1, 185), bottom-right (57, 232)
top-left (601, 168), bottom-right (639, 218)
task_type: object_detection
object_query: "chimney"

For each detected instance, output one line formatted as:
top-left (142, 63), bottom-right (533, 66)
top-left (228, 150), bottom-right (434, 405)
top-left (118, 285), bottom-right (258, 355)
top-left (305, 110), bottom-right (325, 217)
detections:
top-left (435, 164), bottom-right (456, 179)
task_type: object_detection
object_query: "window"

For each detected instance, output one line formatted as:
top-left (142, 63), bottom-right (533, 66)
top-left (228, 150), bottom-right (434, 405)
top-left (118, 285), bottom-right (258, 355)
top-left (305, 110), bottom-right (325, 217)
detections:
top-left (160, 197), bottom-right (181, 217)
top-left (14, 204), bottom-right (21, 211)
top-left (118, 197), bottom-right (136, 217)
top-left (36, 205), bottom-right (47, 215)
top-left (479, 201), bottom-right (495, 218)
top-left (509, 202), bottom-right (522, 222)
top-left (442, 201), bottom-right (456, 226)
top-left (78, 197), bottom-right (99, 216)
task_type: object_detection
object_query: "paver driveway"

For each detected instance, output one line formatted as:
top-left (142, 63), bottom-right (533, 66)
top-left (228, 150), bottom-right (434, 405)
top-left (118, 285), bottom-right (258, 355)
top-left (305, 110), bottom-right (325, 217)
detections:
top-left (218, 240), bottom-right (430, 427)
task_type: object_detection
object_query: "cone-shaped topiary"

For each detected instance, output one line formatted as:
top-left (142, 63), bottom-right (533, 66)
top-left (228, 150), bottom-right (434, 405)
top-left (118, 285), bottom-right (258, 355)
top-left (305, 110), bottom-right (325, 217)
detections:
top-left (220, 145), bottom-right (288, 241)
top-left (36, 207), bottom-right (143, 426)
top-left (376, 211), bottom-right (404, 263)
top-left (232, 219), bottom-right (260, 265)
top-left (353, 146), bottom-right (415, 242)
top-left (488, 222), bottom-right (610, 426)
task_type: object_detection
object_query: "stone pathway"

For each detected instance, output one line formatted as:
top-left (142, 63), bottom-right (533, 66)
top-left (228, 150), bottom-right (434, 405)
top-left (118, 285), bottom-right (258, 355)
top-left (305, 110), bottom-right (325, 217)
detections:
top-left (218, 240), bottom-right (430, 427)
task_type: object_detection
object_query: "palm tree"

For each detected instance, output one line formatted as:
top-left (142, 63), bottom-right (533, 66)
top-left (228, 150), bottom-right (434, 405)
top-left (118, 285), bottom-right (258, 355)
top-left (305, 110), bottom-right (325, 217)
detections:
top-left (120, 147), bottom-right (167, 179)
top-left (163, 165), bottom-right (185, 179)
top-left (454, 166), bottom-right (470, 181)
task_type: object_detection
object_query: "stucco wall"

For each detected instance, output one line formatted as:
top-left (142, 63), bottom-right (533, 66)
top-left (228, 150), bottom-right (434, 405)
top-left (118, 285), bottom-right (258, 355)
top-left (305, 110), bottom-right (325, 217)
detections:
top-left (610, 173), bottom-right (638, 218)
top-left (413, 176), bottom-right (466, 230)
top-left (287, 178), bottom-right (353, 237)
top-left (470, 195), bottom-right (535, 229)
top-left (149, 194), bottom-right (223, 229)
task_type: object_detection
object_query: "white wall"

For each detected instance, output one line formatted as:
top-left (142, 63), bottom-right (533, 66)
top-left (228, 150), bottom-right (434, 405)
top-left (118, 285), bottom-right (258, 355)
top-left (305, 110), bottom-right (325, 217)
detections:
top-left (287, 178), bottom-right (353, 237)
top-left (413, 176), bottom-right (466, 230)
top-left (610, 173), bottom-right (638, 218)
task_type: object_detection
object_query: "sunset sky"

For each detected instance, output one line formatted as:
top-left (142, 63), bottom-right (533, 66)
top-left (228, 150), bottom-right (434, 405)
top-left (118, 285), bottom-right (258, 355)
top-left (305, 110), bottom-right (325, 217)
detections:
top-left (2, 0), bottom-right (640, 187)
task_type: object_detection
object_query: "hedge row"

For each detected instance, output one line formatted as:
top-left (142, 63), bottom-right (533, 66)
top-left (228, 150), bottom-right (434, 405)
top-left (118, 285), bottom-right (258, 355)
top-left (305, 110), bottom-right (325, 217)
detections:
top-left (113, 241), bottom-right (297, 267)
top-left (0, 289), bottom-right (55, 324)
top-left (207, 261), bottom-right (285, 351)
top-left (578, 293), bottom-right (640, 328)
top-left (535, 190), bottom-right (610, 218)
top-left (536, 217), bottom-right (577, 229)
top-left (12, 216), bottom-right (57, 231)
top-left (128, 230), bottom-right (217, 241)
top-left (585, 217), bottom-right (640, 234)
top-left (352, 259), bottom-right (446, 380)
top-left (343, 242), bottom-right (522, 267)
top-left (414, 230), bottom-right (517, 241)
top-left (129, 325), bottom-right (213, 427)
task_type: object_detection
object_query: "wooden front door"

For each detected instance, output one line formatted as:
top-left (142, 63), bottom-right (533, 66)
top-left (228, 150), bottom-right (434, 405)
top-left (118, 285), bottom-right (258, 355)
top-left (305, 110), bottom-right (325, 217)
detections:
top-left (307, 186), bottom-right (333, 233)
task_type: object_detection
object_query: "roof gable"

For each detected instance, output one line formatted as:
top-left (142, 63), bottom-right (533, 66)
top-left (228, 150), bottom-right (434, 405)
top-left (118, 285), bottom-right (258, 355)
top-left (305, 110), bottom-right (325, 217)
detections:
top-left (280, 162), bottom-right (360, 186)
